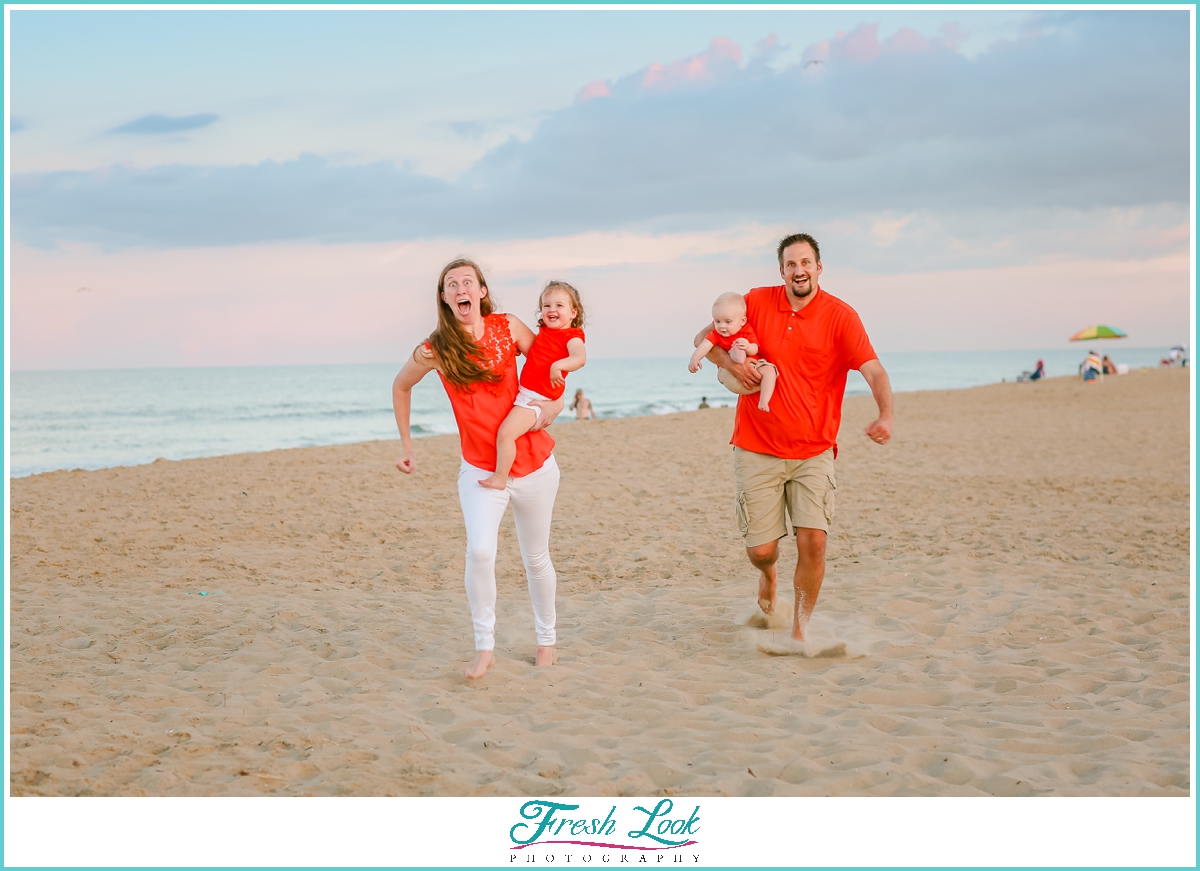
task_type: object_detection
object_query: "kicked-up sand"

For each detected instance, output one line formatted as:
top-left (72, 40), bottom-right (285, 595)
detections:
top-left (8, 367), bottom-right (1191, 796)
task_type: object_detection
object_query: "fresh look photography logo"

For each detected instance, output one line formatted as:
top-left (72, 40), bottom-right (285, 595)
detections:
top-left (508, 799), bottom-right (701, 863)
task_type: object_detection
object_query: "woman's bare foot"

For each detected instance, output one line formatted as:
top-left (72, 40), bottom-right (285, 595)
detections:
top-left (464, 650), bottom-right (495, 679)
top-left (535, 645), bottom-right (556, 667)
top-left (478, 475), bottom-right (507, 491)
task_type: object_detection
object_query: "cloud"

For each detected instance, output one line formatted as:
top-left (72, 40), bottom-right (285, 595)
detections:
top-left (11, 11), bottom-right (1190, 272)
top-left (639, 37), bottom-right (741, 90)
top-left (575, 81), bottom-right (612, 104)
top-left (12, 153), bottom-right (452, 248)
top-left (448, 120), bottom-right (487, 139)
top-left (109, 113), bottom-right (219, 135)
top-left (752, 33), bottom-right (784, 61)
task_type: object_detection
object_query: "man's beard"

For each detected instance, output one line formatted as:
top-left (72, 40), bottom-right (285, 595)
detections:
top-left (789, 281), bottom-right (814, 299)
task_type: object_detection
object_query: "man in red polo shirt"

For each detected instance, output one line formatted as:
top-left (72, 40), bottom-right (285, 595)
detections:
top-left (695, 233), bottom-right (894, 642)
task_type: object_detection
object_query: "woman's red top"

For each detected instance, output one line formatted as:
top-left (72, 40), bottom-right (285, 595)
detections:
top-left (429, 313), bottom-right (554, 476)
top-left (519, 326), bottom-right (586, 400)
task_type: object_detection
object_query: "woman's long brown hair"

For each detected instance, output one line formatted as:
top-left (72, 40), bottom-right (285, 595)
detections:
top-left (426, 259), bottom-right (502, 390)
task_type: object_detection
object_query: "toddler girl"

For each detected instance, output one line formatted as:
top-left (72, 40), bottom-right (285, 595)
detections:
top-left (480, 281), bottom-right (587, 490)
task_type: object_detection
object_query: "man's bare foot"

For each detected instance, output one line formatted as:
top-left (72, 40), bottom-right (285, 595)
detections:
top-left (791, 605), bottom-right (811, 642)
top-left (478, 474), bottom-right (507, 491)
top-left (535, 645), bottom-right (556, 667)
top-left (464, 650), bottom-right (495, 679)
top-left (758, 571), bottom-right (777, 615)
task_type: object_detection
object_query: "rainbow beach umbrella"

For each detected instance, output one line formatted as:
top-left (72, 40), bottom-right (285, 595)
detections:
top-left (1069, 325), bottom-right (1127, 341)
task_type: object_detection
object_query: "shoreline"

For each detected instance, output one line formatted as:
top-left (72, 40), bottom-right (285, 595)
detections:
top-left (9, 366), bottom-right (1183, 480)
top-left (9, 367), bottom-right (1191, 795)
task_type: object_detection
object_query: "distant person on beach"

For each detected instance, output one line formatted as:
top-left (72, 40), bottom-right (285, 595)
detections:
top-left (1081, 350), bottom-right (1102, 382)
top-left (695, 233), bottom-right (893, 642)
top-left (1160, 346), bottom-right (1186, 367)
top-left (570, 389), bottom-right (597, 420)
top-left (698, 396), bottom-right (711, 409)
top-left (1102, 354), bottom-right (1117, 375)
top-left (392, 259), bottom-right (563, 680)
top-left (480, 282), bottom-right (586, 490)
top-left (689, 292), bottom-right (779, 412)
top-left (1030, 359), bottom-right (1045, 380)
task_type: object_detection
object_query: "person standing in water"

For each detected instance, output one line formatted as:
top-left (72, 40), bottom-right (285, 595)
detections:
top-left (571, 389), bottom-right (597, 420)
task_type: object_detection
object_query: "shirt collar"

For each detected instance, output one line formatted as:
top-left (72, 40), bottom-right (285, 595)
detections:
top-left (777, 284), bottom-right (823, 313)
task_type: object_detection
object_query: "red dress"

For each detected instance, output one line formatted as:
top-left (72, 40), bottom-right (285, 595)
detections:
top-left (518, 326), bottom-right (586, 400)
top-left (430, 314), bottom-right (555, 476)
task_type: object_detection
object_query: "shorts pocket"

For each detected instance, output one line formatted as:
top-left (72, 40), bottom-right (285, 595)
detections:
top-left (734, 492), bottom-right (750, 538)
top-left (822, 474), bottom-right (837, 525)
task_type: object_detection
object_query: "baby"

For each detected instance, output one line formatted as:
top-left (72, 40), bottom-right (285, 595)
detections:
top-left (480, 281), bottom-right (587, 490)
top-left (689, 292), bottom-right (778, 412)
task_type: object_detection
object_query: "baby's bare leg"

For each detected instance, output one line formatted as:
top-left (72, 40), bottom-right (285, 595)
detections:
top-left (479, 406), bottom-right (540, 490)
top-left (757, 363), bottom-right (779, 412)
top-left (729, 347), bottom-right (747, 364)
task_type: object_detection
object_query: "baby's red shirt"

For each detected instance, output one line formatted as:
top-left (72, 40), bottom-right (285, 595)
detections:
top-left (706, 323), bottom-right (759, 352)
top-left (519, 326), bottom-right (585, 400)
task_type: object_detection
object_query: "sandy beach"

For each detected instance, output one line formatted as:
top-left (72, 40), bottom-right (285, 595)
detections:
top-left (8, 367), bottom-right (1191, 796)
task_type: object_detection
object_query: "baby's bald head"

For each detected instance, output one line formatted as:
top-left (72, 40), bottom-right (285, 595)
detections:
top-left (712, 292), bottom-right (746, 320)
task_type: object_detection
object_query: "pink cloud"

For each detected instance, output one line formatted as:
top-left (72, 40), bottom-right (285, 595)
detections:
top-left (802, 39), bottom-right (830, 66)
top-left (641, 37), bottom-right (742, 90)
top-left (806, 21), bottom-right (969, 67)
top-left (831, 24), bottom-right (882, 63)
top-left (888, 27), bottom-right (929, 53)
top-left (753, 33), bottom-right (780, 58)
top-left (938, 22), bottom-right (969, 51)
top-left (575, 80), bottom-right (612, 104)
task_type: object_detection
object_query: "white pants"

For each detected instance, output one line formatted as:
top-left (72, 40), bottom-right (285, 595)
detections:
top-left (457, 454), bottom-right (560, 651)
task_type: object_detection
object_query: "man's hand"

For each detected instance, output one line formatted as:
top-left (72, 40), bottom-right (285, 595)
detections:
top-left (529, 397), bottom-right (565, 431)
top-left (859, 359), bottom-right (894, 445)
top-left (397, 449), bottom-right (417, 473)
top-left (729, 359), bottom-right (763, 390)
top-left (864, 417), bottom-right (892, 445)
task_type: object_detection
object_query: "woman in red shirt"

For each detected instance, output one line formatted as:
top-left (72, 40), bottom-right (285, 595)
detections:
top-left (392, 259), bottom-right (564, 680)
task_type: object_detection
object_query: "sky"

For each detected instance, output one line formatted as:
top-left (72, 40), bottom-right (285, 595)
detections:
top-left (7, 8), bottom-right (1194, 370)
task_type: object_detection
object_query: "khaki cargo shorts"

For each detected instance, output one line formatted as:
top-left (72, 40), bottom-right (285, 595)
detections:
top-left (733, 447), bottom-right (836, 546)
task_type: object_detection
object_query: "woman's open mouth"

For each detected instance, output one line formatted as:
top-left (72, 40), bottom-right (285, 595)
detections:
top-left (456, 299), bottom-right (472, 315)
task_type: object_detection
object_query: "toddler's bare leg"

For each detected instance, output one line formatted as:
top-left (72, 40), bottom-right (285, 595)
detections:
top-left (479, 406), bottom-right (539, 490)
top-left (757, 363), bottom-right (778, 412)
top-left (729, 347), bottom-right (747, 364)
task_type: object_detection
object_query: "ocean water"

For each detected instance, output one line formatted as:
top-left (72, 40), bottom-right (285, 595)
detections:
top-left (7, 346), bottom-right (1178, 478)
